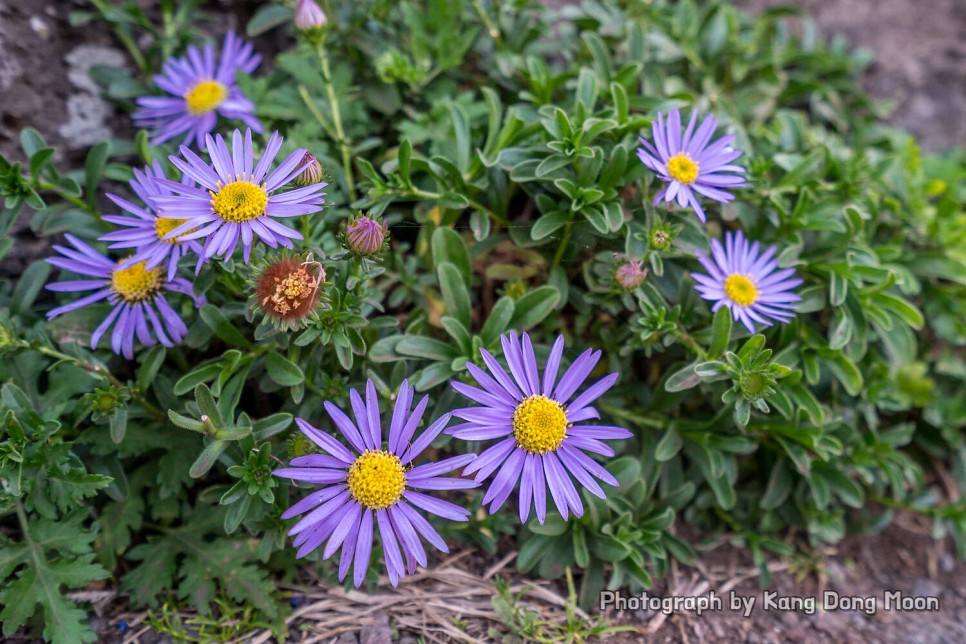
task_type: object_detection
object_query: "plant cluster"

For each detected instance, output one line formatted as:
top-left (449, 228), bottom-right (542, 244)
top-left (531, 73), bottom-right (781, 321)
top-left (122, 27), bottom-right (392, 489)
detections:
top-left (1, 0), bottom-right (965, 641)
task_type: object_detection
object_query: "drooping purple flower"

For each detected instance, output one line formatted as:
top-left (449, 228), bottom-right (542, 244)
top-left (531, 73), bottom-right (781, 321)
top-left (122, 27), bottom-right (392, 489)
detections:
top-left (98, 161), bottom-right (203, 280)
top-left (637, 109), bottom-right (746, 222)
top-left (152, 129), bottom-right (327, 267)
top-left (692, 229), bottom-right (803, 333)
top-left (44, 234), bottom-right (199, 359)
top-left (274, 380), bottom-right (478, 587)
top-left (448, 332), bottom-right (631, 524)
top-left (133, 32), bottom-right (262, 149)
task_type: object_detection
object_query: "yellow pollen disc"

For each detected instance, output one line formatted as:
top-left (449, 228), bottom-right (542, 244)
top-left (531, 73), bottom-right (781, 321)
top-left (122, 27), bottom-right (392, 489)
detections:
top-left (513, 395), bottom-right (568, 454)
top-left (724, 274), bottom-right (759, 306)
top-left (155, 217), bottom-right (192, 244)
top-left (346, 450), bottom-right (406, 510)
top-left (666, 153), bottom-right (699, 185)
top-left (184, 79), bottom-right (228, 115)
top-left (210, 181), bottom-right (268, 223)
top-left (111, 260), bottom-right (163, 302)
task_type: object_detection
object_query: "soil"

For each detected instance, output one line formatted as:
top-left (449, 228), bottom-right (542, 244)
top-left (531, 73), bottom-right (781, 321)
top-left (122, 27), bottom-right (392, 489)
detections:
top-left (76, 509), bottom-right (966, 643)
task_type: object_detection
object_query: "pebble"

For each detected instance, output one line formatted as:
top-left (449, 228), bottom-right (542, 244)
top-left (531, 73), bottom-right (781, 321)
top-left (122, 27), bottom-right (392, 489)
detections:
top-left (913, 578), bottom-right (942, 598)
top-left (359, 611), bottom-right (391, 644)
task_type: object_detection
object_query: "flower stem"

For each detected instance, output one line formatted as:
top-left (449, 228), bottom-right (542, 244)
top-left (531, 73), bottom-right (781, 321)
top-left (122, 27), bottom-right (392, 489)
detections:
top-left (408, 187), bottom-right (508, 227)
top-left (471, 0), bottom-right (501, 41)
top-left (314, 42), bottom-right (357, 204)
top-left (673, 326), bottom-right (708, 361)
top-left (35, 180), bottom-right (99, 217)
top-left (552, 221), bottom-right (573, 269)
top-left (28, 342), bottom-right (166, 421)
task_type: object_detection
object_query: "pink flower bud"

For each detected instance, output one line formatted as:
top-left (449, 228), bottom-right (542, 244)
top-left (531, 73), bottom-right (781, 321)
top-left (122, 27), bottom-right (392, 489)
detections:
top-left (295, 0), bottom-right (327, 31)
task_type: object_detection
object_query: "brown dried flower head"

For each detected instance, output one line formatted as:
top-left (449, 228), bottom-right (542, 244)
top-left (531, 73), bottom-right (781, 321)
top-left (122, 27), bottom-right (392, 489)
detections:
top-left (255, 256), bottom-right (324, 322)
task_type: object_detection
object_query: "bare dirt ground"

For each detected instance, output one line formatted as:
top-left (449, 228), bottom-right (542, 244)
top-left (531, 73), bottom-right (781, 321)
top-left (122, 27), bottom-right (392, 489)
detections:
top-left (80, 509), bottom-right (966, 642)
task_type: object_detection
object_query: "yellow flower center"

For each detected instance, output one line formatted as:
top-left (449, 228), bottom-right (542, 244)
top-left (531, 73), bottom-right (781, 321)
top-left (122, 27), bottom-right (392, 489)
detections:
top-left (154, 217), bottom-right (192, 244)
top-left (346, 450), bottom-right (406, 510)
top-left (210, 180), bottom-right (268, 223)
top-left (513, 395), bottom-right (568, 454)
top-left (724, 274), bottom-right (759, 306)
top-left (666, 153), bottom-right (699, 185)
top-left (111, 260), bottom-right (163, 302)
top-left (184, 79), bottom-right (228, 115)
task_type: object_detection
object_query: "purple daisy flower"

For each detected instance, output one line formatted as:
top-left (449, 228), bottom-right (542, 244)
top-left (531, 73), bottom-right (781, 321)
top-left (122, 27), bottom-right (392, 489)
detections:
top-left (98, 161), bottom-right (203, 280)
top-left (133, 32), bottom-right (262, 149)
top-left (692, 229), bottom-right (803, 333)
top-left (45, 234), bottom-right (199, 359)
top-left (637, 109), bottom-right (746, 222)
top-left (152, 129), bottom-right (327, 267)
top-left (274, 380), bottom-right (478, 587)
top-left (448, 332), bottom-right (632, 524)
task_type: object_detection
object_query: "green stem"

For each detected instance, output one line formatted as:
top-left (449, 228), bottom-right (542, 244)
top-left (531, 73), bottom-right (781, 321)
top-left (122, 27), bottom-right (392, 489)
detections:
top-left (673, 326), bottom-right (708, 361)
top-left (598, 403), bottom-right (668, 430)
top-left (552, 221), bottom-right (573, 269)
top-left (408, 187), bottom-right (508, 227)
top-left (314, 42), bottom-right (357, 204)
top-left (471, 0), bottom-right (501, 41)
top-left (35, 180), bottom-right (98, 216)
top-left (28, 343), bottom-right (166, 421)
top-left (89, 0), bottom-right (150, 75)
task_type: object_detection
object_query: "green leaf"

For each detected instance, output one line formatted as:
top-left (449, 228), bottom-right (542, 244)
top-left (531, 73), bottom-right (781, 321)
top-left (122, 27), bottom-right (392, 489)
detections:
top-left (109, 407), bottom-right (128, 444)
top-left (252, 413), bottom-right (293, 441)
top-left (480, 297), bottom-right (515, 344)
top-left (11, 261), bottom-right (51, 315)
top-left (84, 141), bottom-right (110, 206)
top-left (190, 441), bottom-right (227, 478)
top-left (708, 306), bottom-right (732, 358)
top-left (437, 262), bottom-right (472, 329)
top-left (199, 304), bottom-right (252, 349)
top-left (828, 353), bottom-right (863, 396)
top-left (264, 353), bottom-right (304, 387)
top-left (174, 363), bottom-right (222, 396)
top-left (665, 363), bottom-right (700, 392)
top-left (136, 345), bottom-right (166, 389)
top-left (194, 384), bottom-right (222, 427)
top-left (655, 428), bottom-right (683, 461)
top-left (508, 286), bottom-right (560, 331)
top-left (876, 293), bottom-right (924, 329)
top-left (397, 138), bottom-right (412, 185)
top-left (431, 228), bottom-right (471, 283)
top-left (246, 4), bottom-right (291, 36)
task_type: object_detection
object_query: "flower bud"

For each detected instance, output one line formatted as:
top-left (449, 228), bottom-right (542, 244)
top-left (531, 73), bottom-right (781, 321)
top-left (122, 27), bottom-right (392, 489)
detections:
top-left (344, 214), bottom-right (389, 257)
top-left (293, 151), bottom-right (324, 187)
top-left (649, 225), bottom-right (673, 252)
top-left (294, 0), bottom-right (327, 32)
top-left (615, 260), bottom-right (648, 290)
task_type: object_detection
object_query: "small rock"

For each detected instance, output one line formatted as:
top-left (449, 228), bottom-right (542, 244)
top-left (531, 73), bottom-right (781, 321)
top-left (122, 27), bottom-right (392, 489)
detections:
top-left (913, 578), bottom-right (942, 598)
top-left (335, 633), bottom-right (358, 644)
top-left (359, 611), bottom-right (391, 644)
top-left (780, 610), bottom-right (801, 626)
top-left (815, 609), bottom-right (849, 634)
top-left (398, 637), bottom-right (417, 644)
top-left (939, 553), bottom-right (956, 574)
top-left (29, 17), bottom-right (50, 40)
top-left (824, 560), bottom-right (848, 589)
top-left (784, 627), bottom-right (808, 642)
